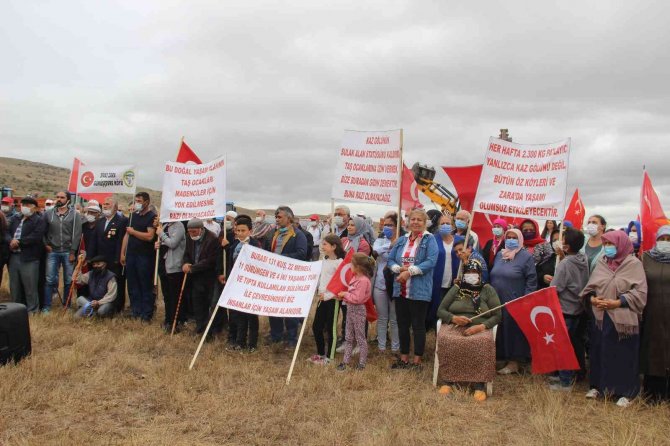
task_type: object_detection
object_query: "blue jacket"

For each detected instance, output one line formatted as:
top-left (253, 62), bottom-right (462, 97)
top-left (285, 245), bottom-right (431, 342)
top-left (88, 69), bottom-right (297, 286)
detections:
top-left (8, 213), bottom-right (47, 262)
top-left (388, 232), bottom-right (439, 302)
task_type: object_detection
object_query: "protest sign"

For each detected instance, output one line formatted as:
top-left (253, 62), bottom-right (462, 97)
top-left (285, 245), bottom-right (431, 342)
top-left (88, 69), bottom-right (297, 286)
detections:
top-left (331, 130), bottom-right (402, 206)
top-left (473, 137), bottom-right (571, 219)
top-left (217, 244), bottom-right (322, 318)
top-left (160, 156), bottom-right (226, 222)
top-left (77, 165), bottom-right (136, 194)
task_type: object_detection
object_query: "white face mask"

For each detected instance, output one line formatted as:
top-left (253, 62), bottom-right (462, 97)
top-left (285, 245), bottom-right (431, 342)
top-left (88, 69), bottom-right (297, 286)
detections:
top-left (225, 221), bottom-right (233, 230)
top-left (1, 205), bottom-right (10, 213)
top-left (629, 233), bottom-right (638, 243)
top-left (333, 216), bottom-right (344, 227)
top-left (85, 214), bottom-right (97, 223)
top-left (134, 203), bottom-right (143, 212)
top-left (21, 206), bottom-right (33, 217)
top-left (656, 241), bottom-right (670, 253)
top-left (45, 205), bottom-right (54, 212)
top-left (492, 227), bottom-right (503, 237)
top-left (102, 209), bottom-right (113, 218)
top-left (585, 223), bottom-right (599, 236)
top-left (552, 240), bottom-right (563, 252)
top-left (463, 273), bottom-right (480, 286)
top-left (254, 216), bottom-right (262, 223)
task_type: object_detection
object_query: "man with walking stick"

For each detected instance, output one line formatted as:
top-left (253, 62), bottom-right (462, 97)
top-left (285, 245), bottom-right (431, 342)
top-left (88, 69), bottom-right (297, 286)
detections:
top-left (182, 218), bottom-right (219, 336)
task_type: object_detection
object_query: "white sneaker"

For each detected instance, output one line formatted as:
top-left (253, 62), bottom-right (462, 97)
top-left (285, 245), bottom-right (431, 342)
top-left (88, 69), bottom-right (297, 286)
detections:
top-left (335, 344), bottom-right (345, 353)
top-left (352, 346), bottom-right (360, 356)
top-left (547, 376), bottom-right (561, 383)
top-left (549, 383), bottom-right (573, 392)
top-left (585, 388), bottom-right (600, 399)
top-left (616, 397), bottom-right (632, 408)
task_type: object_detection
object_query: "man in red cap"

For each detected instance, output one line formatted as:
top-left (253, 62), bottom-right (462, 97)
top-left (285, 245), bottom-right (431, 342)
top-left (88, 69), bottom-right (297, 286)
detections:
top-left (307, 214), bottom-right (322, 260)
top-left (1, 196), bottom-right (17, 220)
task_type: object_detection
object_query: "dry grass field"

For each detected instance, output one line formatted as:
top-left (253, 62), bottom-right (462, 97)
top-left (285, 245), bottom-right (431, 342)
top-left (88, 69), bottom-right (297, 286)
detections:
top-left (0, 270), bottom-right (668, 446)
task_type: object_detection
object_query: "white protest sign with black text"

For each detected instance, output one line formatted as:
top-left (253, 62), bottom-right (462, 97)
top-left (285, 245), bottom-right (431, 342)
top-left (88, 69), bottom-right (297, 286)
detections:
top-left (473, 137), bottom-right (571, 219)
top-left (331, 129), bottom-right (402, 206)
top-left (78, 165), bottom-right (137, 194)
top-left (217, 244), bottom-right (322, 318)
top-left (160, 156), bottom-right (226, 222)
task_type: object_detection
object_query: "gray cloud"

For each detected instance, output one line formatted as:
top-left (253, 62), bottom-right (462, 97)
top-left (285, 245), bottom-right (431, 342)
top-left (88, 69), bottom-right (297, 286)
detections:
top-left (1, 0), bottom-right (669, 228)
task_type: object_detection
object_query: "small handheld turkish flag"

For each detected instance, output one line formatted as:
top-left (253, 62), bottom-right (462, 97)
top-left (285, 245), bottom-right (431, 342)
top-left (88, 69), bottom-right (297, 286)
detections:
top-left (326, 250), bottom-right (354, 295)
top-left (505, 287), bottom-right (579, 374)
top-left (563, 188), bottom-right (585, 229)
top-left (176, 140), bottom-right (203, 164)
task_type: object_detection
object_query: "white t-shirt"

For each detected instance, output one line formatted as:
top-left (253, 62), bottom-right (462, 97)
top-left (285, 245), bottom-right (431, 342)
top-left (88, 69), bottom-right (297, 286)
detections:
top-left (318, 258), bottom-right (343, 300)
top-left (441, 240), bottom-right (453, 288)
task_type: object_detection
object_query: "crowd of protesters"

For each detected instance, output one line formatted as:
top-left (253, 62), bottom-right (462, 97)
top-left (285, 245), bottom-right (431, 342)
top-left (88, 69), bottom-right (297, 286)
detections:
top-left (1, 192), bottom-right (668, 406)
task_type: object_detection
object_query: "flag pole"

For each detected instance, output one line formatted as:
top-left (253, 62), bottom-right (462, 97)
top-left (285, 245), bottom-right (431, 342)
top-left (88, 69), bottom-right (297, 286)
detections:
top-left (189, 306), bottom-right (219, 370)
top-left (153, 219), bottom-right (161, 287)
top-left (396, 129), bottom-right (404, 236)
top-left (286, 311), bottom-right (310, 385)
top-left (329, 300), bottom-right (339, 360)
top-left (468, 292), bottom-right (533, 321)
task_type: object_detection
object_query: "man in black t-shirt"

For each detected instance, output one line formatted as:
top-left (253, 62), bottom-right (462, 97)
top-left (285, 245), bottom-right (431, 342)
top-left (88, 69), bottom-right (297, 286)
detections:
top-left (121, 192), bottom-right (156, 321)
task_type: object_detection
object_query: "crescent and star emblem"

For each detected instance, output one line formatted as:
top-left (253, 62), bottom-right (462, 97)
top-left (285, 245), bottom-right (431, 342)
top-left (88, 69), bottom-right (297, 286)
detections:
top-left (530, 305), bottom-right (556, 345)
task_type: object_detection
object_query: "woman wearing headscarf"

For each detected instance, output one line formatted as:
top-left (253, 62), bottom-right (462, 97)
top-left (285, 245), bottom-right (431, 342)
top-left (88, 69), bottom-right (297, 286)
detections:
top-left (581, 230), bottom-right (647, 407)
top-left (490, 228), bottom-right (537, 375)
top-left (453, 235), bottom-right (489, 283)
top-left (341, 216), bottom-right (371, 255)
top-left (436, 259), bottom-right (502, 401)
top-left (482, 218), bottom-right (508, 271)
top-left (426, 209), bottom-right (442, 236)
top-left (520, 219), bottom-right (555, 290)
top-left (388, 209), bottom-right (439, 369)
top-left (428, 213), bottom-right (458, 331)
top-left (626, 220), bottom-right (642, 258)
top-left (640, 225), bottom-right (670, 402)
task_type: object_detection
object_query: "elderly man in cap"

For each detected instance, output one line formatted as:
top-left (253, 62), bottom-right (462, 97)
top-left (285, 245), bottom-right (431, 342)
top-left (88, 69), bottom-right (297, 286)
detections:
top-left (8, 196), bottom-right (47, 313)
top-left (81, 201), bottom-right (102, 258)
top-left (73, 255), bottom-right (117, 318)
top-left (183, 218), bottom-right (220, 334)
top-left (43, 190), bottom-right (82, 312)
top-left (251, 209), bottom-right (274, 244)
top-left (264, 206), bottom-right (307, 347)
top-left (1, 196), bottom-right (17, 220)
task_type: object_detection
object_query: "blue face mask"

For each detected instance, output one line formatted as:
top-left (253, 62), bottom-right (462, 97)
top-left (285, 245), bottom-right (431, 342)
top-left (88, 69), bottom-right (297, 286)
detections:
top-left (505, 238), bottom-right (520, 250)
top-left (438, 224), bottom-right (452, 237)
top-left (603, 245), bottom-right (617, 258)
top-left (278, 226), bottom-right (288, 234)
top-left (382, 227), bottom-right (394, 239)
top-left (455, 220), bottom-right (467, 230)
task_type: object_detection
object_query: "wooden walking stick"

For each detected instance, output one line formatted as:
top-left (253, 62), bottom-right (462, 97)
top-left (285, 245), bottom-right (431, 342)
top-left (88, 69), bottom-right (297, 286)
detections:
top-left (63, 254), bottom-right (86, 314)
top-left (171, 272), bottom-right (189, 336)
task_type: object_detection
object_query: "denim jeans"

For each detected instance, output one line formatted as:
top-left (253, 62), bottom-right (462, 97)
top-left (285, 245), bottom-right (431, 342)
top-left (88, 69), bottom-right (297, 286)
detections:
top-left (269, 317), bottom-right (298, 345)
top-left (44, 251), bottom-right (74, 309)
top-left (126, 254), bottom-right (155, 320)
top-left (372, 287), bottom-right (399, 351)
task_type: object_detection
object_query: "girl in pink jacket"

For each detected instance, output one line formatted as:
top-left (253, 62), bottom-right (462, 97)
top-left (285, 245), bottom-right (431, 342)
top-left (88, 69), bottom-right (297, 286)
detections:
top-left (337, 253), bottom-right (375, 370)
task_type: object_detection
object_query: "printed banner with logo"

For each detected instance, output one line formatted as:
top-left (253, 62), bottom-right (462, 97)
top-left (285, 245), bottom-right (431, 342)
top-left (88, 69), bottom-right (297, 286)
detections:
top-left (160, 156), bottom-right (226, 222)
top-left (77, 165), bottom-right (137, 194)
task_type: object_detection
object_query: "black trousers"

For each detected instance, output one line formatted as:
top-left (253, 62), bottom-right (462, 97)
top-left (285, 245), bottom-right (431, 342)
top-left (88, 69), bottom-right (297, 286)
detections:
top-left (108, 262), bottom-right (126, 314)
top-left (235, 311), bottom-right (259, 348)
top-left (159, 271), bottom-right (185, 326)
top-left (395, 298), bottom-right (429, 357)
top-left (644, 375), bottom-right (670, 403)
top-left (189, 273), bottom-right (214, 333)
top-left (313, 299), bottom-right (337, 356)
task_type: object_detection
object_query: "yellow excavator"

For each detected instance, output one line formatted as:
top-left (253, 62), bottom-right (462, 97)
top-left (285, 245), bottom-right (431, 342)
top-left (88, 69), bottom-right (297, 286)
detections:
top-left (410, 162), bottom-right (460, 216)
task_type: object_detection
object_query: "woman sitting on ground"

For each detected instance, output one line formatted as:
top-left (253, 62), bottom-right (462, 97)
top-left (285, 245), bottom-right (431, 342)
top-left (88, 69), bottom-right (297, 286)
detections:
top-left (436, 259), bottom-right (501, 401)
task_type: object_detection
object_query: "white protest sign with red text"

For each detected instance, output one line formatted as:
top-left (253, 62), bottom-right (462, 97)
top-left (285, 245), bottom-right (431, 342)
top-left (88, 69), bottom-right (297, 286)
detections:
top-left (217, 244), bottom-right (322, 318)
top-left (473, 137), bottom-right (571, 219)
top-left (160, 156), bottom-right (226, 222)
top-left (331, 130), bottom-right (402, 206)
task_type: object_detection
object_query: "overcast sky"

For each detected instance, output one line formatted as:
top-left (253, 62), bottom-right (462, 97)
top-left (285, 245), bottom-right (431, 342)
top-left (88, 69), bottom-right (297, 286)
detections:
top-left (2, 1), bottom-right (669, 227)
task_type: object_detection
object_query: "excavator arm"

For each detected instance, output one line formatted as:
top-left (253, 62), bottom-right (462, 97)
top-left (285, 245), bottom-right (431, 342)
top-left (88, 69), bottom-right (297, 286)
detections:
top-left (411, 163), bottom-right (460, 216)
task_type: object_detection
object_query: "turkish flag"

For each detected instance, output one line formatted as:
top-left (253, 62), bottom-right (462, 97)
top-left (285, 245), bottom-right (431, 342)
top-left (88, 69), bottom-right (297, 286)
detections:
top-left (505, 287), bottom-right (579, 374)
top-left (443, 165), bottom-right (494, 249)
top-left (176, 140), bottom-right (202, 164)
top-left (641, 171), bottom-right (670, 252)
top-left (401, 163), bottom-right (423, 212)
top-left (326, 250), bottom-right (377, 322)
top-left (68, 158), bottom-right (112, 202)
top-left (563, 188), bottom-right (586, 229)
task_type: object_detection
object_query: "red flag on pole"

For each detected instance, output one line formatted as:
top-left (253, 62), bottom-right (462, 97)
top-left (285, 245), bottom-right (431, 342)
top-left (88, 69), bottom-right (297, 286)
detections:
top-left (641, 170), bottom-right (670, 252)
top-left (505, 287), bottom-right (579, 374)
top-left (443, 165), bottom-right (494, 248)
top-left (326, 250), bottom-right (377, 322)
top-left (401, 163), bottom-right (423, 212)
top-left (563, 188), bottom-right (585, 229)
top-left (68, 158), bottom-right (112, 202)
top-left (176, 140), bottom-right (202, 164)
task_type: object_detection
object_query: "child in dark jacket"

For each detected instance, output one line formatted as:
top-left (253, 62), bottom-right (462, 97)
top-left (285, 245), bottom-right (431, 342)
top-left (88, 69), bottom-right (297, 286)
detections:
top-left (337, 253), bottom-right (375, 370)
